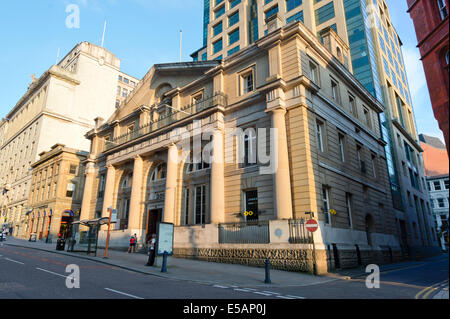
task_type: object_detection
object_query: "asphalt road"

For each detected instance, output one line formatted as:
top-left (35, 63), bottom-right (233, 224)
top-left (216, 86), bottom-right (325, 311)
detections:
top-left (0, 245), bottom-right (448, 300)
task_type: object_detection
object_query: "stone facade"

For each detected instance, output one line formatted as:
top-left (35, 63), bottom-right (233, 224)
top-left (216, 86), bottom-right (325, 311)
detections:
top-left (77, 21), bottom-right (414, 273)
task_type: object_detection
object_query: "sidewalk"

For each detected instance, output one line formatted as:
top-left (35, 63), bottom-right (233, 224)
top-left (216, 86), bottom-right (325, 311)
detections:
top-left (2, 237), bottom-right (338, 288)
top-left (433, 285), bottom-right (449, 299)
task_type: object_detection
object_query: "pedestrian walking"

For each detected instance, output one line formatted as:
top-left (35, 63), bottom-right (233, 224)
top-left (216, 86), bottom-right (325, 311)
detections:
top-left (128, 234), bottom-right (137, 253)
top-left (146, 234), bottom-right (157, 266)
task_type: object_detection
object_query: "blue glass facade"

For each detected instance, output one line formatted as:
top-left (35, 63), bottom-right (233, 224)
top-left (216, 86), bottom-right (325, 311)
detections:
top-left (344, 0), bottom-right (403, 211)
top-left (249, 0), bottom-right (259, 44)
top-left (203, 0), bottom-right (210, 47)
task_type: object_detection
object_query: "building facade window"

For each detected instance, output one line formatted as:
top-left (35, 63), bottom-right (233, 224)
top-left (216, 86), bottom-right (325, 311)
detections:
top-left (244, 189), bottom-right (258, 221)
top-left (437, 0), bottom-right (448, 20)
top-left (194, 185), bottom-right (206, 225)
top-left (322, 186), bottom-right (330, 224)
top-left (240, 70), bottom-right (254, 95)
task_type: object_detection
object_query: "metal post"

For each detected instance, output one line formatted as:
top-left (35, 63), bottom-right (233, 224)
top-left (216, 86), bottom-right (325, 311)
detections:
top-left (312, 231), bottom-right (317, 276)
top-left (264, 258), bottom-right (271, 284)
top-left (161, 251), bottom-right (168, 273)
top-left (104, 208), bottom-right (112, 259)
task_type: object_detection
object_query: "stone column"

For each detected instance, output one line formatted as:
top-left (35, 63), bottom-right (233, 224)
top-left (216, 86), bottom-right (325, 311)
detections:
top-left (271, 107), bottom-right (293, 220)
top-left (102, 165), bottom-right (116, 219)
top-left (128, 156), bottom-right (143, 230)
top-left (80, 161), bottom-right (96, 227)
top-left (163, 144), bottom-right (178, 224)
top-left (210, 129), bottom-right (225, 224)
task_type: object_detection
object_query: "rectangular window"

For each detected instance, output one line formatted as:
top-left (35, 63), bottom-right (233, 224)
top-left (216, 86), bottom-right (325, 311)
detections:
top-left (195, 185), bottom-right (206, 225)
top-left (438, 198), bottom-right (445, 208)
top-left (364, 107), bottom-right (371, 129)
top-left (434, 181), bottom-right (442, 191)
top-left (228, 11), bottom-right (239, 27)
top-left (286, 10), bottom-right (304, 23)
top-left (66, 183), bottom-right (75, 198)
top-left (346, 193), bottom-right (353, 228)
top-left (331, 79), bottom-right (340, 103)
top-left (244, 190), bottom-right (258, 221)
top-left (444, 179), bottom-right (449, 190)
top-left (122, 88), bottom-right (128, 98)
top-left (69, 165), bottom-right (77, 175)
top-left (230, 0), bottom-right (241, 9)
top-left (213, 39), bottom-right (223, 54)
top-left (371, 153), bottom-right (377, 178)
top-left (315, 2), bottom-right (335, 25)
top-left (213, 22), bottom-right (223, 37)
top-left (286, 0), bottom-right (302, 12)
top-left (309, 61), bottom-right (319, 84)
top-left (228, 45), bottom-right (240, 56)
top-left (438, 0), bottom-right (448, 20)
top-left (98, 175), bottom-right (106, 198)
top-left (349, 94), bottom-right (357, 117)
top-left (228, 28), bottom-right (240, 45)
top-left (338, 133), bottom-right (345, 162)
top-left (265, 5), bottom-right (279, 20)
top-left (322, 186), bottom-right (330, 224)
top-left (215, 6), bottom-right (225, 19)
top-left (316, 121), bottom-right (324, 152)
top-left (240, 70), bottom-right (254, 95)
top-left (243, 129), bottom-right (257, 167)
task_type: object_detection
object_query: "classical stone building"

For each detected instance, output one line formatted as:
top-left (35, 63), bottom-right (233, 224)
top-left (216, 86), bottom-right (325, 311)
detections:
top-left (25, 144), bottom-right (88, 241)
top-left (0, 42), bottom-right (137, 233)
top-left (192, 0), bottom-right (441, 261)
top-left (80, 21), bottom-right (411, 273)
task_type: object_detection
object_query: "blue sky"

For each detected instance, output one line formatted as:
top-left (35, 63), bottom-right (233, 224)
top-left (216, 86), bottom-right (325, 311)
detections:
top-left (0, 0), bottom-right (444, 141)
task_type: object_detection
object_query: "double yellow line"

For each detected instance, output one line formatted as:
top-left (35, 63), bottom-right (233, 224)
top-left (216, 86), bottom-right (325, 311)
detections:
top-left (415, 279), bottom-right (449, 299)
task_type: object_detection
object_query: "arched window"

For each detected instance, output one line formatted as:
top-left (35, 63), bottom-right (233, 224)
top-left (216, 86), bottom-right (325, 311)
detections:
top-left (121, 172), bottom-right (133, 188)
top-left (437, 0), bottom-right (448, 20)
top-left (150, 163), bottom-right (167, 181)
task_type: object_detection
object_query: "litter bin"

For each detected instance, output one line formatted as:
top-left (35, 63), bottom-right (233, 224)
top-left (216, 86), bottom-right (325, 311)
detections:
top-left (56, 238), bottom-right (66, 251)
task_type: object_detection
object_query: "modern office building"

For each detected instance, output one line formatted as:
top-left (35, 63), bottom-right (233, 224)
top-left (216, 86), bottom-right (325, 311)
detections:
top-left (191, 0), bottom-right (439, 258)
top-left (407, 0), bottom-right (449, 154)
top-left (0, 42), bottom-right (136, 236)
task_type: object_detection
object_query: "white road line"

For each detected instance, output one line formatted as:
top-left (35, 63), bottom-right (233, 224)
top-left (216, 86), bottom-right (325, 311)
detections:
top-left (213, 285), bottom-right (229, 289)
top-left (276, 295), bottom-right (295, 299)
top-left (104, 288), bottom-right (144, 299)
top-left (36, 267), bottom-right (68, 278)
top-left (243, 288), bottom-right (257, 291)
top-left (234, 288), bottom-right (253, 292)
top-left (262, 291), bottom-right (280, 295)
top-left (4, 258), bottom-right (24, 265)
top-left (252, 291), bottom-right (274, 296)
top-left (285, 295), bottom-right (305, 299)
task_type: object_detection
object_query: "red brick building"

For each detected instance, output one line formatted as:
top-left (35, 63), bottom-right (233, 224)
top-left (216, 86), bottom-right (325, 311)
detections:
top-left (407, 0), bottom-right (449, 154)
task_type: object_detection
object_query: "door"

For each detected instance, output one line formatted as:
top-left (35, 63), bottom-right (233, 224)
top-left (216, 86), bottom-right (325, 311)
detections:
top-left (146, 209), bottom-right (162, 243)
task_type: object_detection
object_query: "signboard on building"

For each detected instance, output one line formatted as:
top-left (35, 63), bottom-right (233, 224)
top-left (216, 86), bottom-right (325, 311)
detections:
top-left (157, 222), bottom-right (174, 256)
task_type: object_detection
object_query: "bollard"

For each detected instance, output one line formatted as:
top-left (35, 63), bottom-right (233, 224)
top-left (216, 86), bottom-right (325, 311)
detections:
top-left (264, 258), bottom-right (271, 284)
top-left (161, 251), bottom-right (168, 273)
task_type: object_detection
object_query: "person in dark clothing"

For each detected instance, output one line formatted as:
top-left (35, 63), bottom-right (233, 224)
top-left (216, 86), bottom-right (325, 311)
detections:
top-left (145, 234), bottom-right (157, 266)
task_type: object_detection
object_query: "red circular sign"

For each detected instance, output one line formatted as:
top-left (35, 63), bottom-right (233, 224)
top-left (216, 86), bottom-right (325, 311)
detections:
top-left (306, 219), bottom-right (319, 233)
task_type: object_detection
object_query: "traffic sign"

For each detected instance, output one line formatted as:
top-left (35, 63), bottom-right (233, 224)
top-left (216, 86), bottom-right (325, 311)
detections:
top-left (306, 219), bottom-right (319, 233)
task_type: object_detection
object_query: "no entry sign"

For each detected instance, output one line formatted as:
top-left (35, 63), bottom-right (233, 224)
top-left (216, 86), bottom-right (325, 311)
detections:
top-left (306, 219), bottom-right (319, 233)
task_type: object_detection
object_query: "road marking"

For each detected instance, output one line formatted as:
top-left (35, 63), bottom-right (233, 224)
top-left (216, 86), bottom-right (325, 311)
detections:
top-left (262, 291), bottom-right (280, 295)
top-left (276, 295), bottom-right (295, 299)
top-left (36, 267), bottom-right (68, 278)
top-left (422, 280), bottom-right (449, 299)
top-left (285, 295), bottom-right (305, 299)
top-left (104, 288), bottom-right (144, 299)
top-left (415, 279), bottom-right (449, 299)
top-left (233, 288), bottom-right (253, 292)
top-left (252, 291), bottom-right (274, 296)
top-left (213, 285), bottom-right (229, 289)
top-left (4, 258), bottom-right (24, 265)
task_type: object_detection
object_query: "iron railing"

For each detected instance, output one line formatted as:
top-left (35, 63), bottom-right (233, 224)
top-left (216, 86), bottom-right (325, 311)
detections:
top-left (219, 220), bottom-right (270, 244)
top-left (288, 219), bottom-right (313, 244)
top-left (105, 93), bottom-right (228, 151)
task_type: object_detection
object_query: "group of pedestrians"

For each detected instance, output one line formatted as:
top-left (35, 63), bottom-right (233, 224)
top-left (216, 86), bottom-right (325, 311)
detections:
top-left (127, 233), bottom-right (158, 266)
